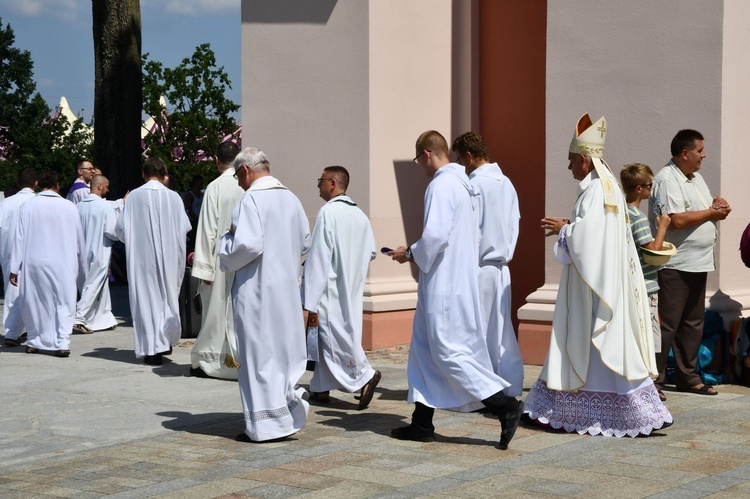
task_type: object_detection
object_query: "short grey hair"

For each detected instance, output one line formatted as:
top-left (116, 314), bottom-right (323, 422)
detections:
top-left (233, 147), bottom-right (270, 173)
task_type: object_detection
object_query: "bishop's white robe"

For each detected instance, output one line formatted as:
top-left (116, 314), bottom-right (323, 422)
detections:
top-left (115, 180), bottom-right (191, 358)
top-left (190, 168), bottom-right (244, 379)
top-left (9, 191), bottom-right (85, 351)
top-left (303, 195), bottom-right (377, 393)
top-left (218, 176), bottom-right (311, 442)
top-left (524, 167), bottom-right (672, 437)
top-left (469, 163), bottom-right (524, 397)
top-left (75, 194), bottom-right (119, 331)
top-left (0, 187), bottom-right (36, 339)
top-left (408, 163), bottom-right (509, 410)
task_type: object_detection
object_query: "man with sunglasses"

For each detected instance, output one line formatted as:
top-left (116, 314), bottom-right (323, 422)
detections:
top-left (303, 166), bottom-right (380, 409)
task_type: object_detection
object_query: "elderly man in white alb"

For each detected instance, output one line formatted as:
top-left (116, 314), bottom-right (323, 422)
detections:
top-left (303, 165), bottom-right (380, 410)
top-left (389, 130), bottom-right (524, 450)
top-left (190, 141), bottom-right (244, 380)
top-left (451, 131), bottom-right (523, 398)
top-left (219, 147), bottom-right (311, 443)
top-left (73, 175), bottom-right (120, 334)
top-left (526, 114), bottom-right (673, 437)
top-left (9, 171), bottom-right (85, 357)
top-left (116, 158), bottom-right (191, 366)
top-left (0, 168), bottom-right (37, 347)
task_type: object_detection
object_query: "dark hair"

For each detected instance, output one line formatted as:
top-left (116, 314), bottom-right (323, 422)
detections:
top-left (38, 170), bottom-right (61, 190)
top-left (216, 141), bottom-right (240, 165)
top-left (18, 167), bottom-right (38, 188)
top-left (75, 159), bottom-right (90, 171)
top-left (451, 131), bottom-right (489, 161)
top-left (142, 157), bottom-right (168, 179)
top-left (670, 129), bottom-right (704, 157)
top-left (323, 165), bottom-right (350, 190)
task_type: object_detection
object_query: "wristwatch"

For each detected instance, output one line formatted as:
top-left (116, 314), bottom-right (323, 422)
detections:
top-left (405, 246), bottom-right (413, 260)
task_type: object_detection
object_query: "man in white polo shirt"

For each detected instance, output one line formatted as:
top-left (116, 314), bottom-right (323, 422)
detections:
top-left (650, 129), bottom-right (730, 396)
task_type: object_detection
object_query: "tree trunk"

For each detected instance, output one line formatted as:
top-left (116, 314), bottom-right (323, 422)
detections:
top-left (92, 0), bottom-right (142, 197)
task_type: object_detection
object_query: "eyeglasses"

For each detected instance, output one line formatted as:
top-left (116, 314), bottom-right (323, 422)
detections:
top-left (639, 183), bottom-right (653, 189)
top-left (413, 150), bottom-right (430, 164)
top-left (233, 165), bottom-right (245, 180)
top-left (317, 178), bottom-right (333, 186)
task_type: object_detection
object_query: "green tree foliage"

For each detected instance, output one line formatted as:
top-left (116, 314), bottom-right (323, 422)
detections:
top-left (0, 18), bottom-right (93, 192)
top-left (142, 43), bottom-right (240, 190)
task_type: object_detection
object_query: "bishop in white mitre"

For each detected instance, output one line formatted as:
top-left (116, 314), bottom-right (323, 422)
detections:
top-left (116, 158), bottom-right (191, 365)
top-left (9, 171), bottom-right (85, 356)
top-left (527, 114), bottom-right (673, 437)
top-left (0, 168), bottom-right (37, 345)
top-left (73, 175), bottom-right (120, 333)
top-left (218, 148), bottom-right (310, 443)
top-left (190, 141), bottom-right (244, 379)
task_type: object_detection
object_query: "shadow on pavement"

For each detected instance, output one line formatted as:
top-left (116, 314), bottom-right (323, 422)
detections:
top-left (157, 410), bottom-right (243, 439)
top-left (315, 409), bottom-right (408, 435)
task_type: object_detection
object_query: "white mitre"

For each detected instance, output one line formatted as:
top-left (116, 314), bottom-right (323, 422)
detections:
top-left (569, 114), bottom-right (606, 158)
top-left (569, 113), bottom-right (619, 213)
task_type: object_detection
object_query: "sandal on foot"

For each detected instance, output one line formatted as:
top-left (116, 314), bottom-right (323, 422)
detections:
top-left (309, 391), bottom-right (330, 403)
top-left (358, 370), bottom-right (381, 410)
top-left (72, 324), bottom-right (92, 334)
top-left (678, 384), bottom-right (718, 395)
top-left (657, 389), bottom-right (667, 402)
top-left (25, 346), bottom-right (39, 354)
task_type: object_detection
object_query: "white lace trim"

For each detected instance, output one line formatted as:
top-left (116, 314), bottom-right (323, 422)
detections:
top-left (524, 380), bottom-right (673, 438)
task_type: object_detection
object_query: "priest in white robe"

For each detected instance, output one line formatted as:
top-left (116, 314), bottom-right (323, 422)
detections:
top-left (218, 147), bottom-right (310, 443)
top-left (388, 131), bottom-right (524, 450)
top-left (452, 132), bottom-right (524, 397)
top-left (0, 168), bottom-right (37, 345)
top-left (9, 171), bottom-right (85, 357)
top-left (115, 158), bottom-right (191, 366)
top-left (528, 114), bottom-right (673, 437)
top-left (73, 175), bottom-right (120, 333)
top-left (190, 141), bottom-right (244, 380)
top-left (302, 166), bottom-right (380, 409)
top-left (66, 160), bottom-right (95, 205)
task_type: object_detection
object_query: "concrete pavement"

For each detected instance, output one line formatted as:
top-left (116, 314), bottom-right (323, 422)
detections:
top-left (1, 285), bottom-right (750, 498)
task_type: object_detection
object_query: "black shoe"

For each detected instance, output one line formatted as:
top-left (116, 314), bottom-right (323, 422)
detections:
top-left (498, 399), bottom-right (524, 450)
top-left (160, 347), bottom-right (173, 356)
top-left (25, 346), bottom-right (39, 354)
top-left (144, 353), bottom-right (163, 366)
top-left (390, 424), bottom-right (436, 442)
top-left (189, 366), bottom-right (210, 378)
top-left (55, 349), bottom-right (71, 358)
top-left (658, 420), bottom-right (674, 430)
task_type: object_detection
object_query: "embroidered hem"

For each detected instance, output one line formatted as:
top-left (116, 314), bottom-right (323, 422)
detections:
top-left (524, 380), bottom-right (673, 438)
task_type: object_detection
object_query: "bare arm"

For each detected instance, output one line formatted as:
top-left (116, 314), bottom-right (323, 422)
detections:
top-left (541, 217), bottom-right (570, 237)
top-left (642, 213), bottom-right (671, 251)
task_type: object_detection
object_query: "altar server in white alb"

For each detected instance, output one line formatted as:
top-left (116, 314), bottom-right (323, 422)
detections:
top-left (528, 114), bottom-right (673, 436)
top-left (0, 168), bottom-right (37, 347)
top-left (388, 131), bottom-right (524, 450)
top-left (9, 171), bottom-right (85, 357)
top-left (219, 147), bottom-right (311, 442)
top-left (190, 141), bottom-right (244, 380)
top-left (452, 132), bottom-right (523, 397)
top-left (303, 166), bottom-right (381, 409)
top-left (116, 158), bottom-right (191, 366)
top-left (73, 175), bottom-right (120, 334)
